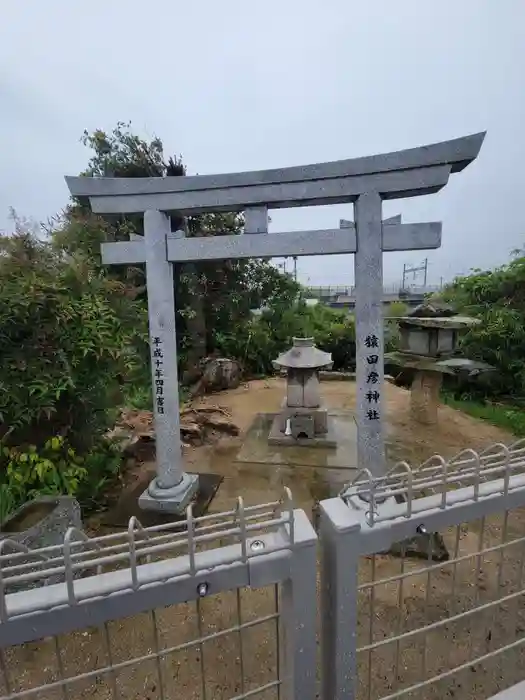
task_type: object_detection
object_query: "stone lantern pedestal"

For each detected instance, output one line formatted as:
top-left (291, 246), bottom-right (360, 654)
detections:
top-left (410, 370), bottom-right (445, 425)
top-left (268, 337), bottom-right (339, 447)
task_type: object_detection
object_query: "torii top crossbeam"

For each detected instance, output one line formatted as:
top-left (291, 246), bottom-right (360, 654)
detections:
top-left (66, 132), bottom-right (485, 215)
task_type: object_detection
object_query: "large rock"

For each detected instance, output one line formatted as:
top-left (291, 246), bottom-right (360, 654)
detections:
top-left (190, 357), bottom-right (242, 396)
top-left (388, 531), bottom-right (449, 562)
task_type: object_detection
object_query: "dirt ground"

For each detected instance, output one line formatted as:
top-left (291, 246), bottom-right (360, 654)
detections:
top-left (2, 379), bottom-right (524, 700)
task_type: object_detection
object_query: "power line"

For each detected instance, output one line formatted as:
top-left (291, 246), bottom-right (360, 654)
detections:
top-left (402, 258), bottom-right (428, 289)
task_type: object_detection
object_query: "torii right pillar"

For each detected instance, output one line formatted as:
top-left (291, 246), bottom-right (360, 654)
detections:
top-left (350, 134), bottom-right (485, 477)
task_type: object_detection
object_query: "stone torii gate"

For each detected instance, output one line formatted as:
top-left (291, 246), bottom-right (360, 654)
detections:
top-left (66, 131), bottom-right (485, 513)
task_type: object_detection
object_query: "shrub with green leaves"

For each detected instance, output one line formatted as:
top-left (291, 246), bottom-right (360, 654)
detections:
top-left (214, 301), bottom-right (356, 375)
top-left (0, 435), bottom-right (122, 524)
top-left (437, 249), bottom-right (525, 400)
top-left (0, 228), bottom-right (147, 450)
top-left (384, 300), bottom-right (409, 353)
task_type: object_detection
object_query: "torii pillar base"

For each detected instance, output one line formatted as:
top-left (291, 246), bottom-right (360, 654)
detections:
top-left (138, 473), bottom-right (200, 514)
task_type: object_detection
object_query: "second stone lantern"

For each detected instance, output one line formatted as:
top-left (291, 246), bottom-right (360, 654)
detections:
top-left (269, 337), bottom-right (335, 447)
top-left (385, 303), bottom-right (492, 425)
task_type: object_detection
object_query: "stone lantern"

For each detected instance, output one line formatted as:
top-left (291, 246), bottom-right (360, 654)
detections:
top-left (386, 303), bottom-right (491, 425)
top-left (268, 337), bottom-right (335, 446)
top-left (398, 309), bottom-right (458, 357)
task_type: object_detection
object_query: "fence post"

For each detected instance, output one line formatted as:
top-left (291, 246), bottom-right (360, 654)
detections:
top-left (319, 497), bottom-right (361, 700)
top-left (280, 509), bottom-right (318, 700)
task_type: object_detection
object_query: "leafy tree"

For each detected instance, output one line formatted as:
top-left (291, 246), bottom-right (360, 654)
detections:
top-left (215, 301), bottom-right (356, 375)
top-left (60, 122), bottom-right (301, 381)
top-left (437, 248), bottom-right (525, 400)
top-left (80, 124), bottom-right (180, 179)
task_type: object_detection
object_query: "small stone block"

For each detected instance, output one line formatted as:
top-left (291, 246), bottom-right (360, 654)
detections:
top-left (244, 205), bottom-right (268, 234)
top-left (268, 414), bottom-right (338, 448)
top-left (388, 532), bottom-right (449, 562)
top-left (272, 404), bottom-right (329, 436)
top-left (290, 414), bottom-right (315, 440)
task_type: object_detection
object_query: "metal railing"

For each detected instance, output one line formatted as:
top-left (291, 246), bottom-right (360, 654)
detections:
top-left (0, 490), bottom-right (318, 700)
top-left (321, 438), bottom-right (525, 700)
top-left (3, 441), bottom-right (525, 699)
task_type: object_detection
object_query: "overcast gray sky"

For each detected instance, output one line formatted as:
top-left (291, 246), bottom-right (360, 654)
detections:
top-left (1, 0), bottom-right (524, 287)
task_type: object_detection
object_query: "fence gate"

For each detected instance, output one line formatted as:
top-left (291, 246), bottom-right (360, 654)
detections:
top-left (0, 491), bottom-right (317, 700)
top-left (320, 439), bottom-right (525, 700)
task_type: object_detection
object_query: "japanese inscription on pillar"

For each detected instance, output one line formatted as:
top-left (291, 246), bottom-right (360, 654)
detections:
top-left (152, 336), bottom-right (165, 415)
top-left (364, 334), bottom-right (380, 422)
top-left (354, 191), bottom-right (385, 476)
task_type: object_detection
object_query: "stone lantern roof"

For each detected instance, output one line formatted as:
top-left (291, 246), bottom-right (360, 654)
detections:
top-left (273, 337), bottom-right (333, 370)
top-left (398, 302), bottom-right (480, 330)
top-left (408, 302), bottom-right (456, 318)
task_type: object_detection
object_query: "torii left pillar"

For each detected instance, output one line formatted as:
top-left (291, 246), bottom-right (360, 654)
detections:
top-left (138, 210), bottom-right (198, 513)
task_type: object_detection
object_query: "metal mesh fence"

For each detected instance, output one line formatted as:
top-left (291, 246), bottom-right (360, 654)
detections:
top-left (356, 509), bottom-right (525, 700)
top-left (0, 490), bottom-right (314, 700)
top-left (0, 585), bottom-right (282, 700)
top-left (340, 439), bottom-right (525, 527)
top-left (6, 439), bottom-right (525, 700)
top-left (322, 438), bottom-right (525, 700)
top-left (0, 493), bottom-right (294, 606)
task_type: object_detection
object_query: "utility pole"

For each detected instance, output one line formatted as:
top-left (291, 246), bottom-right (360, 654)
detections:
top-left (293, 255), bottom-right (298, 282)
top-left (402, 258), bottom-right (428, 289)
top-left (277, 258), bottom-right (287, 274)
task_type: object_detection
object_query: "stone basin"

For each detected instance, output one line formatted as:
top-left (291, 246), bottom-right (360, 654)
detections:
top-left (0, 496), bottom-right (82, 593)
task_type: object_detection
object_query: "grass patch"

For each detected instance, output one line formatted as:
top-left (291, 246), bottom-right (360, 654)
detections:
top-left (443, 395), bottom-right (525, 437)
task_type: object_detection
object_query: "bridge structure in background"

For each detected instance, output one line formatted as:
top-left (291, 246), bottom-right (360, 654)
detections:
top-left (306, 283), bottom-right (442, 310)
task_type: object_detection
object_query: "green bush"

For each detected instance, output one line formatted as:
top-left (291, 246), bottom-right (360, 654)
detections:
top-left (0, 229), bottom-right (147, 450)
top-left (437, 250), bottom-right (525, 400)
top-left (384, 301), bottom-right (408, 353)
top-left (214, 301), bottom-right (356, 375)
top-left (0, 435), bottom-right (122, 524)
